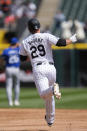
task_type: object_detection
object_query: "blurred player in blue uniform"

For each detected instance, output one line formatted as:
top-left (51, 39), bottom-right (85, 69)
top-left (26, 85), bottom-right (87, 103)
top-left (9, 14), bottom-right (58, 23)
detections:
top-left (2, 37), bottom-right (20, 106)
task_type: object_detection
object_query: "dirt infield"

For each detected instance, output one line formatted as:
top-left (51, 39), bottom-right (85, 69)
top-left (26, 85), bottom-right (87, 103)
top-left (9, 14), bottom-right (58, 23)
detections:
top-left (0, 109), bottom-right (87, 131)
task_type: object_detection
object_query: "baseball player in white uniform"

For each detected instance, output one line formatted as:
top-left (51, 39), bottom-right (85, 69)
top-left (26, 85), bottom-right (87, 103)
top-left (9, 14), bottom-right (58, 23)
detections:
top-left (19, 18), bottom-right (77, 126)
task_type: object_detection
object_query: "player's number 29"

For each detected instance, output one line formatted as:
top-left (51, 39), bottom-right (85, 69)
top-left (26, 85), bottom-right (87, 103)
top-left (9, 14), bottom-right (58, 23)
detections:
top-left (30, 44), bottom-right (46, 59)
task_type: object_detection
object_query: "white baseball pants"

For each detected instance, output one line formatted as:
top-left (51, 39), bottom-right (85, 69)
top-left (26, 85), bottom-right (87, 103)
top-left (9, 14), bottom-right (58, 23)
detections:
top-left (33, 62), bottom-right (56, 124)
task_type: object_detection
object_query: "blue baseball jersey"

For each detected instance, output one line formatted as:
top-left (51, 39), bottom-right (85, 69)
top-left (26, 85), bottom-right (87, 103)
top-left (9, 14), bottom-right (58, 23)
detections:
top-left (2, 47), bottom-right (20, 67)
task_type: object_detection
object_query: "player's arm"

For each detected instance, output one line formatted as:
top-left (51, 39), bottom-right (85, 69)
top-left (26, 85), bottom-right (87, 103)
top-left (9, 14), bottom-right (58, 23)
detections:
top-left (56, 34), bottom-right (77, 46)
top-left (66, 34), bottom-right (77, 45)
top-left (19, 42), bottom-right (28, 61)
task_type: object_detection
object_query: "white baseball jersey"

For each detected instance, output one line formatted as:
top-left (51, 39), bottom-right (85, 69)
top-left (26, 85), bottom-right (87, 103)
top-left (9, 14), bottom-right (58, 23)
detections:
top-left (19, 33), bottom-right (59, 67)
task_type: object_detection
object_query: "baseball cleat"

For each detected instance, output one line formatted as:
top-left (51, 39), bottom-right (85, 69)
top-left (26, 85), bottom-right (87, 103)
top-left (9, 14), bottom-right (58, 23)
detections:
top-left (45, 115), bottom-right (53, 127)
top-left (9, 101), bottom-right (13, 106)
top-left (53, 83), bottom-right (61, 99)
top-left (14, 100), bottom-right (20, 106)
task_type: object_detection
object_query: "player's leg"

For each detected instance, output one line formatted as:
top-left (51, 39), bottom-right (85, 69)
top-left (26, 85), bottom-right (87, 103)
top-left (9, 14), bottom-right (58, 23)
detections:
top-left (33, 64), bottom-right (60, 126)
top-left (13, 69), bottom-right (20, 106)
top-left (42, 64), bottom-right (61, 125)
top-left (44, 64), bottom-right (56, 125)
top-left (33, 64), bottom-right (55, 98)
top-left (45, 95), bottom-right (55, 125)
top-left (34, 76), bottom-right (55, 126)
top-left (33, 66), bottom-right (55, 126)
top-left (34, 75), bottom-right (53, 99)
top-left (6, 68), bottom-right (13, 106)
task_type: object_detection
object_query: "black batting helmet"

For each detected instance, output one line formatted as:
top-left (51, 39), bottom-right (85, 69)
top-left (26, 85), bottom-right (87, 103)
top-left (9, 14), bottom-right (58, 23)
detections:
top-left (28, 18), bottom-right (40, 33)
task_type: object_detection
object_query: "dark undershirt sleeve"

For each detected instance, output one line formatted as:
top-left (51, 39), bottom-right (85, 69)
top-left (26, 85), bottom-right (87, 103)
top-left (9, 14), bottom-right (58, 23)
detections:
top-left (56, 38), bottom-right (66, 46)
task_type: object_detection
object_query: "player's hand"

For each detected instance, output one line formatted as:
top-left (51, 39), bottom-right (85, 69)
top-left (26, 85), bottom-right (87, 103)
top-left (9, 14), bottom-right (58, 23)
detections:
top-left (70, 34), bottom-right (77, 43)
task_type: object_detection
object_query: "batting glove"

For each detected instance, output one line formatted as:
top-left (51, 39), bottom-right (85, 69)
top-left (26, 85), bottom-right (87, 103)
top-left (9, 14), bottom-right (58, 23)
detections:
top-left (70, 34), bottom-right (77, 43)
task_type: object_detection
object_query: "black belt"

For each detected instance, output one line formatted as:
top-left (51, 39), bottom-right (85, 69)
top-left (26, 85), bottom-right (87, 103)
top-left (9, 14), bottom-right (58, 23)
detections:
top-left (37, 62), bottom-right (54, 66)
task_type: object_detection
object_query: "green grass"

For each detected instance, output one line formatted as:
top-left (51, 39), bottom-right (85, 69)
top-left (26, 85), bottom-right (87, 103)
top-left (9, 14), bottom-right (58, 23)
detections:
top-left (0, 87), bottom-right (87, 109)
top-left (56, 88), bottom-right (87, 109)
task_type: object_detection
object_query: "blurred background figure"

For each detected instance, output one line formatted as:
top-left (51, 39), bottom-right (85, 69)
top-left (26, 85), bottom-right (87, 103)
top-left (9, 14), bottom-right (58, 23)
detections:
top-left (4, 13), bottom-right (16, 31)
top-left (0, 0), bottom-right (12, 15)
top-left (0, 0), bottom-right (12, 27)
top-left (52, 10), bottom-right (66, 34)
top-left (74, 20), bottom-right (86, 43)
top-left (84, 20), bottom-right (87, 40)
top-left (54, 10), bottom-right (66, 29)
top-left (0, 0), bottom-right (38, 39)
top-left (61, 20), bottom-right (73, 39)
top-left (1, 37), bottom-right (20, 106)
top-left (25, 1), bottom-right (37, 19)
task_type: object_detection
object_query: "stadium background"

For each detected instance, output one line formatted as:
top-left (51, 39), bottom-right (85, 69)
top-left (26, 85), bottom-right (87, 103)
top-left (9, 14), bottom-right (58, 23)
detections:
top-left (0, 0), bottom-right (87, 87)
top-left (0, 0), bottom-right (87, 130)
